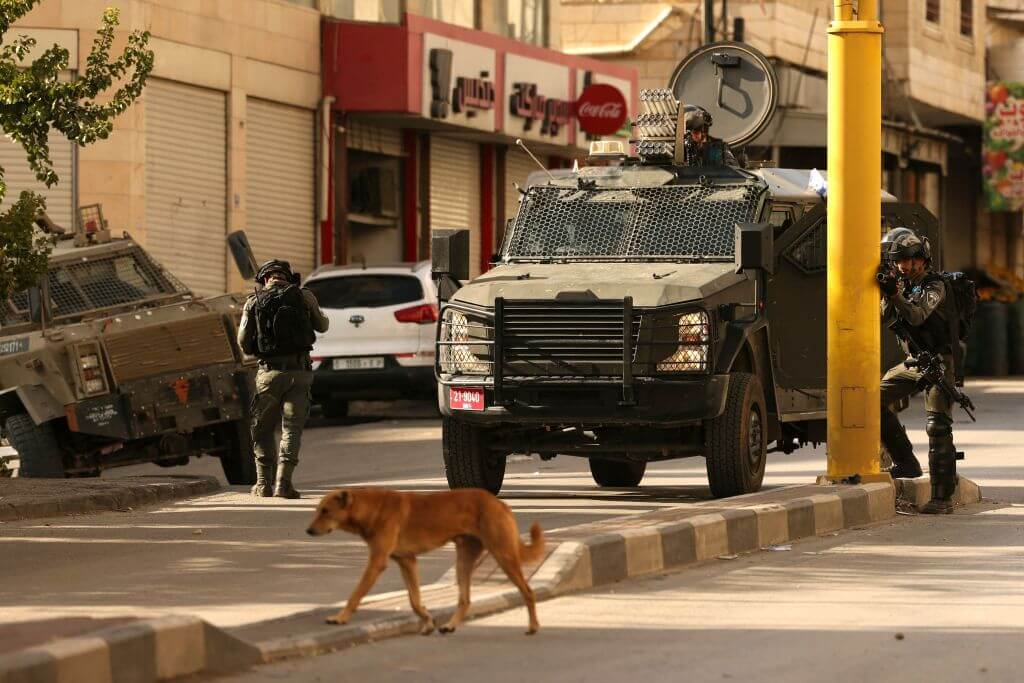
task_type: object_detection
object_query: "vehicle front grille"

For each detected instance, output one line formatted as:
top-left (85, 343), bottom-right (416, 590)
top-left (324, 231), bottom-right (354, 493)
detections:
top-left (501, 300), bottom-right (640, 376)
top-left (103, 313), bottom-right (236, 384)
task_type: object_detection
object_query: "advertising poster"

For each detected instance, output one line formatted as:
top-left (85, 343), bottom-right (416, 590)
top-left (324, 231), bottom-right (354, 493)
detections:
top-left (983, 81), bottom-right (1024, 212)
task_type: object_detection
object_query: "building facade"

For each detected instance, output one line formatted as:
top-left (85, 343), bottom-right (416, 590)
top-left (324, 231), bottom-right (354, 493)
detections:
top-left (561, 0), bottom-right (1023, 278)
top-left (8, 0), bottom-right (322, 296)
top-left (321, 6), bottom-right (637, 277)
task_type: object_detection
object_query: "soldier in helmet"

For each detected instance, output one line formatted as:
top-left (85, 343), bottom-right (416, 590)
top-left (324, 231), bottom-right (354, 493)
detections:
top-left (238, 259), bottom-right (329, 498)
top-left (878, 227), bottom-right (959, 514)
top-left (683, 104), bottom-right (738, 168)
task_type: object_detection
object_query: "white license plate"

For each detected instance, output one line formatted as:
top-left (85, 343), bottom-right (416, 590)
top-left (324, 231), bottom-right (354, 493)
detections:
top-left (332, 356), bottom-right (385, 371)
top-left (450, 387), bottom-right (485, 411)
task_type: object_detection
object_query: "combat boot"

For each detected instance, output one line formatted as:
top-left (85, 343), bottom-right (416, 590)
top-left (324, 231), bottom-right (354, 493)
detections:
top-left (274, 461), bottom-right (300, 499)
top-left (881, 414), bottom-right (921, 478)
top-left (921, 412), bottom-right (957, 515)
top-left (251, 462), bottom-right (274, 497)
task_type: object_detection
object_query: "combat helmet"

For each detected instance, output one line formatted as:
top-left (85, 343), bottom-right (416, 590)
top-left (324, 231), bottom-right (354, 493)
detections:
top-left (682, 104), bottom-right (713, 133)
top-left (256, 258), bottom-right (294, 283)
top-left (881, 227), bottom-right (931, 264)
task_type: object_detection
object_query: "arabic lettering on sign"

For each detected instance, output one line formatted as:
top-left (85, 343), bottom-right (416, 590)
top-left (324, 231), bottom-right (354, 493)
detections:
top-left (983, 81), bottom-right (1024, 211)
top-left (0, 337), bottom-right (29, 355)
top-left (509, 83), bottom-right (573, 136)
top-left (452, 76), bottom-right (495, 116)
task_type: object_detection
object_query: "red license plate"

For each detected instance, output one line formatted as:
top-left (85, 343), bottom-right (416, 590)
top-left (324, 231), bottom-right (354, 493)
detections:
top-left (450, 387), bottom-right (485, 411)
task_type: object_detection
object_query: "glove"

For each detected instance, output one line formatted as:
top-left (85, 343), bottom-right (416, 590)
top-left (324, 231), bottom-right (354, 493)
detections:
top-left (878, 274), bottom-right (899, 298)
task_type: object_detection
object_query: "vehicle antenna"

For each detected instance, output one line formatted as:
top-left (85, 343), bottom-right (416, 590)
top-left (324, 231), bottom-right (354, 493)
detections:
top-left (515, 139), bottom-right (556, 182)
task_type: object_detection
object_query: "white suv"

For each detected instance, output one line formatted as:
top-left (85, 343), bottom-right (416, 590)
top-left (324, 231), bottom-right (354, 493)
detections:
top-left (303, 262), bottom-right (438, 418)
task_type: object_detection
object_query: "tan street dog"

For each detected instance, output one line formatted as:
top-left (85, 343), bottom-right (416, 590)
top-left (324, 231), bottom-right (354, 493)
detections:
top-left (306, 487), bottom-right (545, 635)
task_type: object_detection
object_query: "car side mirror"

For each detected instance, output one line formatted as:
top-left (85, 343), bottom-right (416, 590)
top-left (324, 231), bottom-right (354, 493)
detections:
top-left (227, 231), bottom-right (258, 281)
top-left (27, 286), bottom-right (44, 324)
top-left (734, 222), bottom-right (774, 274)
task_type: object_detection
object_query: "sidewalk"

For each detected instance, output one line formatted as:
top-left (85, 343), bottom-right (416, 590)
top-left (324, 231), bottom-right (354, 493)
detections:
top-left (0, 475), bottom-right (220, 522)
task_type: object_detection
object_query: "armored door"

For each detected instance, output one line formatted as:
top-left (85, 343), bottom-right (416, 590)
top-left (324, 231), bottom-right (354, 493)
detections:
top-left (765, 205), bottom-right (827, 417)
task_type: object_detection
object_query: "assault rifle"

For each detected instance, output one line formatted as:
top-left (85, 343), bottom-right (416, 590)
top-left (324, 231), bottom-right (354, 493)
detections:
top-left (887, 316), bottom-right (977, 422)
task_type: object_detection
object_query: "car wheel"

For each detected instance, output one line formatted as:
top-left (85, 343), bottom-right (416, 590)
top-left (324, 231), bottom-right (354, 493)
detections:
top-left (321, 400), bottom-right (349, 419)
top-left (5, 414), bottom-right (65, 478)
top-left (220, 419), bottom-right (258, 486)
top-left (704, 372), bottom-right (767, 498)
top-left (442, 417), bottom-right (505, 494)
top-left (589, 458), bottom-right (646, 487)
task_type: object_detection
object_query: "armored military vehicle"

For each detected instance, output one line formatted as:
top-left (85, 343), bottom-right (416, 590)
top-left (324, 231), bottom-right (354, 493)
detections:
top-left (431, 43), bottom-right (939, 497)
top-left (0, 212), bottom-right (258, 482)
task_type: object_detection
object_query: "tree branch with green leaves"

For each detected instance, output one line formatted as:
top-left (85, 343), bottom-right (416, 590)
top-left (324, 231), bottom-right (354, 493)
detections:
top-left (0, 1), bottom-right (153, 301)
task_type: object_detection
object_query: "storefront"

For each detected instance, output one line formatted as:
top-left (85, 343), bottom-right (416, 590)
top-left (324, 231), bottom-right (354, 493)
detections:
top-left (321, 14), bottom-right (637, 276)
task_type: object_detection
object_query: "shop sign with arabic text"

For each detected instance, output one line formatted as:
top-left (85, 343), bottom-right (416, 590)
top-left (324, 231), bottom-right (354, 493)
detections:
top-left (983, 81), bottom-right (1024, 212)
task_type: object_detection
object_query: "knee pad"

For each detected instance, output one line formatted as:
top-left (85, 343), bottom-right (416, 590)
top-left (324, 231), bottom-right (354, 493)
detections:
top-left (925, 412), bottom-right (952, 439)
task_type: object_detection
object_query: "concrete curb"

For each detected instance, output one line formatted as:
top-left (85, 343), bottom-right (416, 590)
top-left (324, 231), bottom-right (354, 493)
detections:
top-left (894, 475), bottom-right (983, 508)
top-left (0, 476), bottom-right (221, 522)
top-left (0, 616), bottom-right (261, 683)
top-left (255, 480), bottom-right (919, 663)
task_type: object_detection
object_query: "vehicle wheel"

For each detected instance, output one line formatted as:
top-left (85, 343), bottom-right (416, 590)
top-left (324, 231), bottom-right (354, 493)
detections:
top-left (442, 417), bottom-right (505, 494)
top-left (5, 414), bottom-right (65, 478)
top-left (220, 420), bottom-right (257, 486)
top-left (321, 400), bottom-right (349, 419)
top-left (589, 458), bottom-right (646, 487)
top-left (705, 372), bottom-right (767, 498)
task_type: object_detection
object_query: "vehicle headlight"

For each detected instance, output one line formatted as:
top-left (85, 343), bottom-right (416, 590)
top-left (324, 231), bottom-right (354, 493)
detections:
top-left (439, 308), bottom-right (491, 375)
top-left (656, 310), bottom-right (710, 372)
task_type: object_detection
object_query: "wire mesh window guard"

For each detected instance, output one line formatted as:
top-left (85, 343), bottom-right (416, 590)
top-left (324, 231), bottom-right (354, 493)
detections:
top-left (505, 184), bottom-right (763, 260)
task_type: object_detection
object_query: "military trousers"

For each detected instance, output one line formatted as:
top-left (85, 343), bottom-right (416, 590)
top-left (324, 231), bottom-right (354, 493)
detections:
top-left (251, 356), bottom-right (314, 470)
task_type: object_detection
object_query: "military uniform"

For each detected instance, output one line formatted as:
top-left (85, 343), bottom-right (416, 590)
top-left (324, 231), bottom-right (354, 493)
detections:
top-left (238, 279), bottom-right (329, 498)
top-left (689, 136), bottom-right (739, 168)
top-left (880, 269), bottom-right (959, 512)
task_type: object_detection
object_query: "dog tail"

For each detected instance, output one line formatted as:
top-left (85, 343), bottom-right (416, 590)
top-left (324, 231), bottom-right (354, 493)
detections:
top-left (519, 522), bottom-right (545, 564)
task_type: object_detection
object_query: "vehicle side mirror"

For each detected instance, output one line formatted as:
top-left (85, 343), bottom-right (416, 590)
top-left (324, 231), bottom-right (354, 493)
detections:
top-left (431, 229), bottom-right (470, 282)
top-left (734, 222), bottom-right (774, 274)
top-left (27, 286), bottom-right (44, 324)
top-left (227, 231), bottom-right (258, 281)
top-left (432, 229), bottom-right (470, 303)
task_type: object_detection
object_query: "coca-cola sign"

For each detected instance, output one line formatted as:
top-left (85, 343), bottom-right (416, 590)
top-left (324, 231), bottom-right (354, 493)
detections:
top-left (575, 84), bottom-right (627, 136)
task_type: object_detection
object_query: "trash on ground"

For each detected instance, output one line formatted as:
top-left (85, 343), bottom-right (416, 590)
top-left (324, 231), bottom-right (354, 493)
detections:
top-left (766, 544), bottom-right (791, 552)
top-left (717, 554), bottom-right (739, 560)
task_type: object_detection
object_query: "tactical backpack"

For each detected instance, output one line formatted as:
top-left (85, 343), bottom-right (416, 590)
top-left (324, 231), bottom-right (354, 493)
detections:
top-left (922, 271), bottom-right (978, 384)
top-left (253, 284), bottom-right (316, 357)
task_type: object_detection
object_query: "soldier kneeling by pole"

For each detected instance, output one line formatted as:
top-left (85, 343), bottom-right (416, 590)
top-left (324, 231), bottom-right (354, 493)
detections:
top-left (238, 260), bottom-right (330, 498)
top-left (877, 228), bottom-right (977, 514)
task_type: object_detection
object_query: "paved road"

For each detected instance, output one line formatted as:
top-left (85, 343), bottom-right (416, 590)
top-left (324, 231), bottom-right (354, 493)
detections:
top-left (0, 382), bottom-right (1017, 633)
top-left (220, 500), bottom-right (1024, 683)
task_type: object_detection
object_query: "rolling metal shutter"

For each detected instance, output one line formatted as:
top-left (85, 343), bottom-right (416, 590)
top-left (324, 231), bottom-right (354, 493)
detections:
top-left (504, 151), bottom-right (537, 224)
top-left (0, 130), bottom-right (74, 230)
top-left (145, 79), bottom-right (227, 296)
top-left (430, 138), bottom-right (481, 277)
top-left (246, 98), bottom-right (315, 277)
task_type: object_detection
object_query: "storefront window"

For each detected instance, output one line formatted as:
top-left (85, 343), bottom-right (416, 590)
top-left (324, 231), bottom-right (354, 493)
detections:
top-left (505, 0), bottom-right (547, 46)
top-left (426, 0), bottom-right (476, 28)
top-left (324, 0), bottom-right (402, 22)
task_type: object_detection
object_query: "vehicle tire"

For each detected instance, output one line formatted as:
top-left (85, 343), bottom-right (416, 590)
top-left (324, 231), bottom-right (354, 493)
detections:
top-left (704, 372), bottom-right (767, 498)
top-left (589, 458), bottom-right (646, 487)
top-left (220, 420), bottom-right (258, 486)
top-left (5, 414), bottom-right (65, 478)
top-left (442, 417), bottom-right (505, 494)
top-left (321, 400), bottom-right (349, 419)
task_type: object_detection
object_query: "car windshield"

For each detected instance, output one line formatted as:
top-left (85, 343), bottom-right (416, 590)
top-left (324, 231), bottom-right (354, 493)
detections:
top-left (504, 183), bottom-right (764, 261)
top-left (305, 274), bottom-right (423, 309)
top-left (0, 245), bottom-right (188, 327)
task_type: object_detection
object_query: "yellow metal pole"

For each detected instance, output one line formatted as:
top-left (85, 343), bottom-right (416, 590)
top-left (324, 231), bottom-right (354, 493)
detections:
top-left (826, 0), bottom-right (884, 479)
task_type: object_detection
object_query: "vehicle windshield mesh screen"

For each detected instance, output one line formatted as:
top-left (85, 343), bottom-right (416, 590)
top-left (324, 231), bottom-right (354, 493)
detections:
top-left (305, 275), bottom-right (423, 309)
top-left (506, 184), bottom-right (763, 259)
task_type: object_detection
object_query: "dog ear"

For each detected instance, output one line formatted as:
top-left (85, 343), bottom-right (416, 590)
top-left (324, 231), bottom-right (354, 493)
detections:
top-left (335, 490), bottom-right (349, 507)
